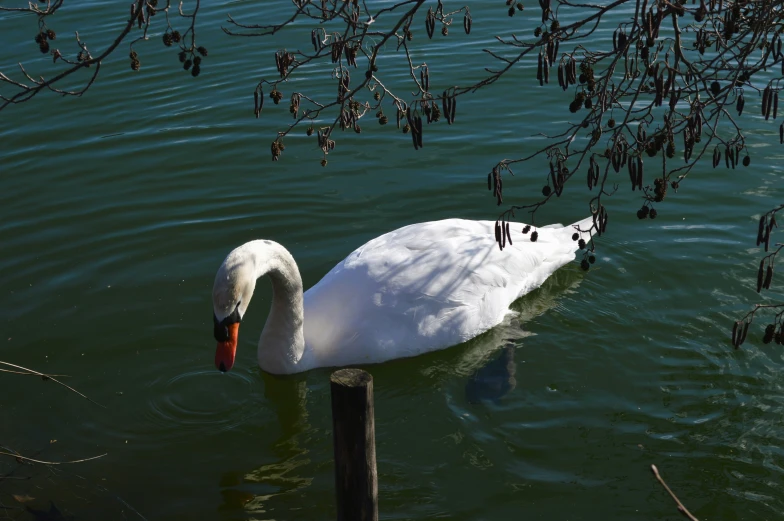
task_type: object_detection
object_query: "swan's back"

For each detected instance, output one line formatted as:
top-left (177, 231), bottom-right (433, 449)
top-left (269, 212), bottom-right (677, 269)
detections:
top-left (301, 218), bottom-right (590, 369)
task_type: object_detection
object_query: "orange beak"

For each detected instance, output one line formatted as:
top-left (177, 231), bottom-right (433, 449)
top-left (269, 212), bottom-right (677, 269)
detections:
top-left (215, 322), bottom-right (240, 372)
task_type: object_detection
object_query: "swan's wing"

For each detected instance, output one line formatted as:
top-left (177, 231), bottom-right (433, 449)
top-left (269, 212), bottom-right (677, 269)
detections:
top-left (302, 218), bottom-right (583, 367)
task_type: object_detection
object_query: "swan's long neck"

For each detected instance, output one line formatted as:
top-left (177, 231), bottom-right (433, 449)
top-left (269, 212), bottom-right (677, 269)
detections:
top-left (246, 241), bottom-right (306, 374)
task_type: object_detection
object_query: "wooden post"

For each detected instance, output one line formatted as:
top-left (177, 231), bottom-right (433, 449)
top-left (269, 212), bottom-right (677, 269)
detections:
top-left (330, 368), bottom-right (378, 521)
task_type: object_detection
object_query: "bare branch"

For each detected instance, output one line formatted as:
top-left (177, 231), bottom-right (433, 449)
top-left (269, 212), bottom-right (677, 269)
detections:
top-left (651, 464), bottom-right (700, 521)
top-left (0, 361), bottom-right (105, 408)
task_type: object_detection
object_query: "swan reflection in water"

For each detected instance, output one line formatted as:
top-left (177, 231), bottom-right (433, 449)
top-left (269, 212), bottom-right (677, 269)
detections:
top-left (217, 265), bottom-right (586, 515)
top-left (217, 374), bottom-right (312, 515)
top-left (465, 344), bottom-right (517, 404)
top-left (459, 265), bottom-right (585, 405)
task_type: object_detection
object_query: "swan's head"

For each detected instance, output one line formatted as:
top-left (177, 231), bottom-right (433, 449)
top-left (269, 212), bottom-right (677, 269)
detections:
top-left (212, 248), bottom-right (256, 372)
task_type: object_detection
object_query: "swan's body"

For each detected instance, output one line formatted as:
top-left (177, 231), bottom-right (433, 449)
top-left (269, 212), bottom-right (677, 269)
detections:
top-left (212, 217), bottom-right (592, 375)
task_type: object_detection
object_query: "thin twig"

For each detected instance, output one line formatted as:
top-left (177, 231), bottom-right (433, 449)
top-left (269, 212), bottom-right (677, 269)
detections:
top-left (0, 368), bottom-right (68, 376)
top-left (0, 451), bottom-right (107, 466)
top-left (0, 361), bottom-right (104, 408)
top-left (651, 464), bottom-right (700, 521)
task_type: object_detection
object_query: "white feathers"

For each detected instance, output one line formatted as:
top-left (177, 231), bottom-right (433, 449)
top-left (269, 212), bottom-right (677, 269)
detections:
top-left (213, 217), bottom-right (592, 374)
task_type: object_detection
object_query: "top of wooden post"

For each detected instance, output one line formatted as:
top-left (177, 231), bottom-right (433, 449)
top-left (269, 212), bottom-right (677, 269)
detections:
top-left (330, 368), bottom-right (373, 388)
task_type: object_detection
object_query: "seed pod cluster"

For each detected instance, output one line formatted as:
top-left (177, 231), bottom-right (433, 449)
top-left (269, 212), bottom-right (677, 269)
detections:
top-left (495, 219), bottom-right (514, 251)
top-left (652, 65), bottom-right (675, 107)
top-left (761, 323), bottom-right (784, 345)
top-left (311, 29), bottom-right (322, 52)
top-left (612, 28), bottom-right (628, 53)
top-left (337, 70), bottom-right (350, 102)
top-left (420, 65), bottom-right (430, 93)
top-left (254, 86), bottom-right (264, 118)
top-left (290, 93), bottom-right (301, 118)
top-left (628, 155), bottom-right (643, 191)
top-left (331, 40), bottom-right (344, 63)
top-left (682, 126), bottom-right (696, 162)
top-left (717, 144), bottom-right (743, 169)
top-left (489, 167), bottom-right (504, 205)
top-left (269, 88), bottom-right (283, 105)
top-left (344, 44), bottom-right (358, 67)
top-left (136, 4), bottom-right (146, 28)
top-left (642, 7), bottom-right (662, 43)
top-left (442, 91), bottom-right (457, 124)
top-left (557, 56), bottom-right (578, 91)
top-left (668, 86), bottom-right (679, 111)
top-left (610, 138), bottom-right (630, 173)
top-left (736, 93), bottom-right (745, 116)
top-left (270, 140), bottom-right (285, 161)
top-left (644, 131), bottom-right (672, 158)
top-left (538, 0), bottom-right (551, 23)
top-left (425, 8), bottom-right (436, 39)
top-left (652, 177), bottom-right (667, 201)
top-left (756, 211), bottom-right (778, 252)
top-left (276, 51), bottom-right (295, 78)
top-left (549, 159), bottom-right (566, 197)
top-left (756, 257), bottom-right (775, 293)
top-left (586, 156), bottom-right (600, 190)
top-left (129, 49), bottom-right (140, 71)
top-left (339, 106), bottom-right (356, 130)
top-left (578, 61), bottom-right (597, 92)
top-left (569, 92), bottom-right (587, 113)
top-left (537, 51), bottom-right (549, 86)
top-left (348, 5), bottom-right (360, 34)
top-left (406, 108), bottom-right (423, 150)
top-left (463, 9), bottom-right (472, 34)
top-left (731, 320), bottom-right (750, 348)
top-left (34, 29), bottom-right (53, 53)
top-left (592, 205), bottom-right (608, 236)
top-left (772, 35), bottom-right (784, 63)
top-left (762, 86), bottom-right (779, 120)
top-left (191, 54), bottom-right (203, 75)
top-left (546, 38), bottom-right (559, 66)
top-left (423, 101), bottom-right (441, 123)
top-left (318, 129), bottom-right (336, 154)
top-left (694, 28), bottom-right (711, 55)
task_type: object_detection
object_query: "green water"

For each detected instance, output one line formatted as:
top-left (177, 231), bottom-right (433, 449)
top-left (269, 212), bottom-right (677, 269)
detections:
top-left (1, 2), bottom-right (783, 520)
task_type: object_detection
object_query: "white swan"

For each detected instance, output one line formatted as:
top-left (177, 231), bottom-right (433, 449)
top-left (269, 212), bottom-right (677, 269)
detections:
top-left (212, 217), bottom-right (593, 375)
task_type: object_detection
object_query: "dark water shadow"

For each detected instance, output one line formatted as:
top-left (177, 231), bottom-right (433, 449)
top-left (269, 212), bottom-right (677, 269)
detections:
top-left (464, 344), bottom-right (517, 404)
top-left (215, 371), bottom-right (314, 517)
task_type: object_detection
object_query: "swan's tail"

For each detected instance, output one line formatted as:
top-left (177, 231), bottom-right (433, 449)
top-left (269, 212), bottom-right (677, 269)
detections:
top-left (569, 216), bottom-right (595, 240)
top-left (547, 216), bottom-right (595, 246)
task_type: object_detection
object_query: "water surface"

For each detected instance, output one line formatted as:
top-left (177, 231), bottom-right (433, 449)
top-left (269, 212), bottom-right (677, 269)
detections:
top-left (1, 2), bottom-right (783, 520)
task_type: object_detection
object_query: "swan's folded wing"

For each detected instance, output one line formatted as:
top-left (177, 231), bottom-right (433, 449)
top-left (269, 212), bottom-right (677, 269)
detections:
top-left (302, 219), bottom-right (579, 367)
